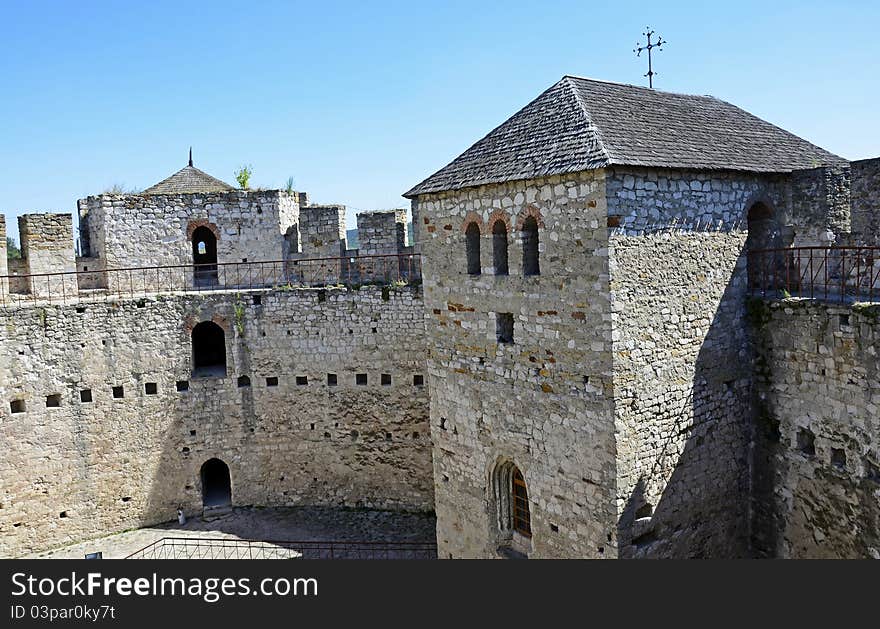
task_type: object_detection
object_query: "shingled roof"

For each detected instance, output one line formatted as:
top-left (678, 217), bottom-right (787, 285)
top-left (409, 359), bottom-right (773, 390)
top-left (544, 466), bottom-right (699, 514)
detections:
top-left (142, 165), bottom-right (235, 195)
top-left (404, 76), bottom-right (847, 197)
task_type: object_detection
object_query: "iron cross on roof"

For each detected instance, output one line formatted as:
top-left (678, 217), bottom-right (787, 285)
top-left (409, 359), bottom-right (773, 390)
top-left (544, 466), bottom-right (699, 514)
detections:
top-left (634, 27), bottom-right (667, 88)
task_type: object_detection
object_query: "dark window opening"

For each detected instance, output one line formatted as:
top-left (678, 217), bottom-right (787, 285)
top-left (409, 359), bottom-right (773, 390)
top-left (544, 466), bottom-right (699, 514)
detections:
top-left (413, 374), bottom-right (424, 386)
top-left (493, 461), bottom-right (532, 546)
top-left (521, 216), bottom-right (540, 276)
top-left (176, 380), bottom-right (189, 392)
top-left (797, 428), bottom-right (816, 456)
top-left (112, 386), bottom-right (124, 399)
top-left (492, 220), bottom-right (509, 275)
top-left (192, 226), bottom-right (218, 286)
top-left (266, 376), bottom-right (279, 387)
top-left (381, 373), bottom-right (392, 386)
top-left (144, 382), bottom-right (158, 395)
top-left (840, 314), bottom-right (850, 328)
top-left (200, 458), bottom-right (231, 508)
top-left (465, 222), bottom-right (481, 275)
top-left (831, 448), bottom-right (846, 470)
top-left (253, 295), bottom-right (262, 306)
top-left (46, 394), bottom-right (61, 408)
top-left (192, 321), bottom-right (227, 378)
top-left (80, 389), bottom-right (93, 403)
top-left (10, 399), bottom-right (25, 413)
top-left (296, 376), bottom-right (308, 386)
top-left (356, 373), bottom-right (368, 386)
top-left (496, 313), bottom-right (514, 344)
top-left (237, 375), bottom-right (251, 388)
top-left (327, 373), bottom-right (338, 386)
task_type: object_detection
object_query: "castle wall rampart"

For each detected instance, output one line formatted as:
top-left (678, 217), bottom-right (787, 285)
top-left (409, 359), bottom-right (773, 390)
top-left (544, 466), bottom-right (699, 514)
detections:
top-left (750, 299), bottom-right (879, 558)
top-left (850, 157), bottom-right (880, 244)
top-left (0, 285), bottom-right (432, 557)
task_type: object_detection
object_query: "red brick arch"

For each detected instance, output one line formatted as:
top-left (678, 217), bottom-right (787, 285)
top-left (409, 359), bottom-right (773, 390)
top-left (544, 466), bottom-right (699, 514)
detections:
top-left (515, 205), bottom-right (545, 230)
top-left (461, 211), bottom-right (486, 235)
top-left (186, 220), bottom-right (221, 241)
top-left (487, 209), bottom-right (511, 232)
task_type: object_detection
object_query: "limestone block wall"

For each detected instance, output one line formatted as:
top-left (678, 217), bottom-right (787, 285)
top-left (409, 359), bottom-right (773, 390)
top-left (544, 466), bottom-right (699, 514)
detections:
top-left (750, 299), bottom-right (880, 558)
top-left (413, 170), bottom-right (618, 559)
top-left (850, 158), bottom-right (880, 244)
top-left (17, 214), bottom-right (77, 298)
top-left (357, 210), bottom-right (407, 254)
top-left (787, 166), bottom-right (851, 239)
top-left (610, 230), bottom-right (753, 558)
top-left (289, 205), bottom-right (347, 284)
top-left (78, 190), bottom-right (299, 269)
top-left (0, 216), bottom-right (7, 297)
top-left (0, 285), bottom-right (432, 557)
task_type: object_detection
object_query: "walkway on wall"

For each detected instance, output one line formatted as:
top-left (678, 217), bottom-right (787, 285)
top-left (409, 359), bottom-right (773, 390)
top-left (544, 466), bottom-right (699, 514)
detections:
top-left (0, 253), bottom-right (422, 307)
top-left (749, 246), bottom-right (880, 304)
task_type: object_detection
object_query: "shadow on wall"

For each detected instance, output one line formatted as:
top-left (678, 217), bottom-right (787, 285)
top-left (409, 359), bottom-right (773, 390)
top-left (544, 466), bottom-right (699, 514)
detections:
top-left (617, 236), bottom-right (754, 559)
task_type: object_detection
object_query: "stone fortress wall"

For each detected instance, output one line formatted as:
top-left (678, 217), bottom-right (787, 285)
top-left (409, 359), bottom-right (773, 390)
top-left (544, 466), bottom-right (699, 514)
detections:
top-left (412, 161), bottom-right (880, 559)
top-left (0, 286), bottom-right (432, 557)
top-left (750, 300), bottom-right (879, 558)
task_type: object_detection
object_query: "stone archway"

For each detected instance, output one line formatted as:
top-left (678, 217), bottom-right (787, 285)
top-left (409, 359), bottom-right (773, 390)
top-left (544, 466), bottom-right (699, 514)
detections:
top-left (200, 458), bottom-right (231, 509)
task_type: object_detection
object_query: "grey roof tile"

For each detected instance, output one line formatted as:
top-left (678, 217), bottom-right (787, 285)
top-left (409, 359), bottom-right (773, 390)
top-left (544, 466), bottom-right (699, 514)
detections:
top-left (142, 166), bottom-right (235, 195)
top-left (404, 76), bottom-right (847, 197)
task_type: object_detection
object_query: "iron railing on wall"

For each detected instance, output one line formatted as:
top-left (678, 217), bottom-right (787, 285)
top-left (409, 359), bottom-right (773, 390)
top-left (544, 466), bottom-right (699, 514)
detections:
top-left (125, 537), bottom-right (437, 559)
top-left (748, 246), bottom-right (880, 304)
top-left (0, 253), bottom-right (421, 306)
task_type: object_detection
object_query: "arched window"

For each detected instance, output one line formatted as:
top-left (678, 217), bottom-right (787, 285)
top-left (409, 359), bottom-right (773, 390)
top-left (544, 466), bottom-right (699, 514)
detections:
top-left (465, 222), bottom-right (481, 275)
top-left (521, 216), bottom-right (540, 276)
top-left (192, 225), bottom-right (218, 285)
top-left (192, 321), bottom-right (226, 377)
top-left (492, 220), bottom-right (509, 276)
top-left (492, 460), bottom-right (531, 541)
top-left (746, 201), bottom-right (782, 292)
top-left (200, 458), bottom-right (231, 508)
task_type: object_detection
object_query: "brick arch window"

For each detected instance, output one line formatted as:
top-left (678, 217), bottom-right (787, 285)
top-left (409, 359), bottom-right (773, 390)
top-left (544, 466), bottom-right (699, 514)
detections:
top-left (492, 460), bottom-right (531, 540)
top-left (192, 321), bottom-right (227, 377)
top-left (465, 222), bottom-right (481, 275)
top-left (492, 220), bottom-right (509, 276)
top-left (521, 216), bottom-right (540, 276)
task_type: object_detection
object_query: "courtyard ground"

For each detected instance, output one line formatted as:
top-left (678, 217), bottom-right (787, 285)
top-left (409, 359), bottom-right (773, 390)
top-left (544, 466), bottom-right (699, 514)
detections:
top-left (24, 506), bottom-right (437, 559)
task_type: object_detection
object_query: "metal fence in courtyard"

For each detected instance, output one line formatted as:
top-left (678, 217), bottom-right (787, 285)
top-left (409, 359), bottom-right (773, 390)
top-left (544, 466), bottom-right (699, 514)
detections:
top-left (125, 537), bottom-right (438, 560)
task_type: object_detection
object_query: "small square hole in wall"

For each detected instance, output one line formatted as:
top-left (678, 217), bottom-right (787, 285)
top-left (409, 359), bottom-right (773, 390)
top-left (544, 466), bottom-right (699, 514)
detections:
top-left (59, 511), bottom-right (68, 518)
top-left (796, 428), bottom-right (816, 456)
top-left (144, 382), bottom-right (158, 395)
top-left (253, 295), bottom-right (262, 306)
top-left (112, 386), bottom-right (124, 399)
top-left (839, 314), bottom-right (850, 328)
top-left (266, 377), bottom-right (279, 387)
top-left (46, 394), bottom-right (61, 408)
top-left (176, 380), bottom-right (189, 392)
top-left (831, 448), bottom-right (846, 470)
top-left (327, 373), bottom-right (337, 386)
top-left (237, 375), bottom-right (251, 388)
top-left (356, 373), bottom-right (368, 386)
top-left (296, 376), bottom-right (308, 386)
top-left (496, 313), bottom-right (514, 344)
top-left (80, 389), bottom-right (93, 403)
top-left (242, 258), bottom-right (248, 263)
top-left (10, 399), bottom-right (26, 414)
top-left (75, 306), bottom-right (86, 314)
top-left (413, 374), bottom-right (424, 386)
top-left (381, 373), bottom-right (392, 386)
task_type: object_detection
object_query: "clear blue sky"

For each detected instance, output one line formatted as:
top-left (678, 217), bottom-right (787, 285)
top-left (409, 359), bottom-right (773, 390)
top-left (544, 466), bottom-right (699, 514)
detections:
top-left (1, 0), bottom-right (877, 244)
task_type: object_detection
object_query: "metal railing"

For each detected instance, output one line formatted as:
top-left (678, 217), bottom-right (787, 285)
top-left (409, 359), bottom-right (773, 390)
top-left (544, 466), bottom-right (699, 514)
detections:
top-left (0, 253), bottom-right (421, 306)
top-left (748, 246), bottom-right (880, 304)
top-left (125, 537), bottom-right (437, 559)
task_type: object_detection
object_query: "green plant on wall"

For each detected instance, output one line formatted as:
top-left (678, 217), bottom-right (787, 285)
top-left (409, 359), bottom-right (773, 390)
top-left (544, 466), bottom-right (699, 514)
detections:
top-left (285, 176), bottom-right (295, 194)
top-left (235, 165), bottom-right (253, 189)
top-left (233, 295), bottom-right (246, 336)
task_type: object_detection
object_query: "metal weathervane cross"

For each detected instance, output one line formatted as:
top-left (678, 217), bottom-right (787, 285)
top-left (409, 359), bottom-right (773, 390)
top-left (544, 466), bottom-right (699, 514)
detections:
top-left (634, 27), bottom-right (666, 88)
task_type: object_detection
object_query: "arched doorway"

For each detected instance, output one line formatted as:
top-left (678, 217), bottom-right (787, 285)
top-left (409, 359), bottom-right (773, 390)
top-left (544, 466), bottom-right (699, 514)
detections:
top-left (192, 321), bottom-right (227, 377)
top-left (491, 459), bottom-right (532, 557)
top-left (192, 226), bottom-right (218, 285)
top-left (746, 201), bottom-right (783, 293)
top-left (200, 458), bottom-right (231, 508)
